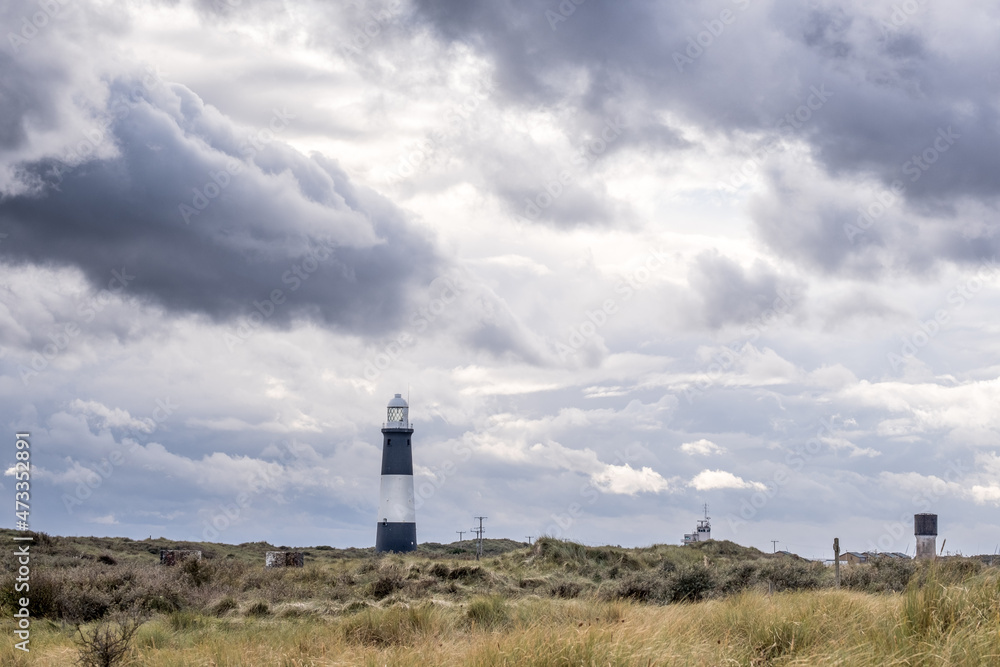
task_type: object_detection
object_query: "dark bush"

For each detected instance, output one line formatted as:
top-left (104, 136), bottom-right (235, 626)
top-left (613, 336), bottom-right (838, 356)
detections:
top-left (759, 559), bottom-right (825, 592)
top-left (210, 596), bottom-right (238, 616)
top-left (139, 581), bottom-right (184, 614)
top-left (844, 556), bottom-right (916, 593)
top-left (0, 571), bottom-right (60, 618)
top-left (60, 587), bottom-right (112, 622)
top-left (368, 574), bottom-right (402, 600)
top-left (244, 600), bottom-right (270, 617)
top-left (667, 564), bottom-right (717, 602)
top-left (697, 540), bottom-right (752, 557)
top-left (658, 560), bottom-right (677, 575)
top-left (447, 566), bottom-right (483, 581)
top-left (429, 563), bottom-right (451, 579)
top-left (355, 560), bottom-right (379, 575)
top-left (612, 571), bottom-right (669, 603)
top-left (550, 581), bottom-right (582, 599)
top-left (721, 560), bottom-right (761, 594)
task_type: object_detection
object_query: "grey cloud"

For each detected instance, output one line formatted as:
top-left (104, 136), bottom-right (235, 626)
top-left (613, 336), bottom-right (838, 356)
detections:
top-left (688, 250), bottom-right (799, 329)
top-left (750, 165), bottom-right (1000, 278)
top-left (408, 0), bottom-right (1000, 263)
top-left (0, 74), bottom-right (441, 334)
top-left (820, 290), bottom-right (908, 331)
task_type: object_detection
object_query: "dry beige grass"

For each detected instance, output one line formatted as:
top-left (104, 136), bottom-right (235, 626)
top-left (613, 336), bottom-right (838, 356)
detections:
top-left (3, 536), bottom-right (999, 665)
top-left (4, 581), bottom-right (1000, 666)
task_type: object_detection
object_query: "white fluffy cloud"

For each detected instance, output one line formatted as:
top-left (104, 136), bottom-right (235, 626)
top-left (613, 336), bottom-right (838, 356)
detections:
top-left (689, 470), bottom-right (766, 492)
top-left (680, 439), bottom-right (726, 456)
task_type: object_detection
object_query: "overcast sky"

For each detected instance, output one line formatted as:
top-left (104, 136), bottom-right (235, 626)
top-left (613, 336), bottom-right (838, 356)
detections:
top-left (2, 0), bottom-right (1000, 558)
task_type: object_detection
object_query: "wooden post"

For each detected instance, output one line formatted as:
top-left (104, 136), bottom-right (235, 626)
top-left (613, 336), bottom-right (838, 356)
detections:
top-left (833, 537), bottom-right (840, 589)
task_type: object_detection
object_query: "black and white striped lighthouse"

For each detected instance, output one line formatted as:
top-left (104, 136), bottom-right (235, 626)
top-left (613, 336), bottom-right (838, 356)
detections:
top-left (375, 394), bottom-right (416, 553)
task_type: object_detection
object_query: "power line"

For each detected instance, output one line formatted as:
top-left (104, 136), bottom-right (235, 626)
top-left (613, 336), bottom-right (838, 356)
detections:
top-left (473, 516), bottom-right (487, 560)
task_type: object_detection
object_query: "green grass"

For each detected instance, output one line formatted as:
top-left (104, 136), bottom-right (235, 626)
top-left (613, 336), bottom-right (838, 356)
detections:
top-left (3, 531), bottom-right (1000, 665)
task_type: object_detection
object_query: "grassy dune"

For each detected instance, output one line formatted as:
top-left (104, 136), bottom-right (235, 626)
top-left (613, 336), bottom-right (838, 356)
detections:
top-left (2, 531), bottom-right (1000, 665)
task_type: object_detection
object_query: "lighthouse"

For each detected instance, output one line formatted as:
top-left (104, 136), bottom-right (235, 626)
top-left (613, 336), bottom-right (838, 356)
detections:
top-left (375, 394), bottom-right (416, 553)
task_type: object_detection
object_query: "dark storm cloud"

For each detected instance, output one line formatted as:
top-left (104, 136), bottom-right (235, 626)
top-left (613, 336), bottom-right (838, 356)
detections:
top-left (409, 0), bottom-right (1000, 266)
top-left (0, 74), bottom-right (440, 334)
top-left (0, 50), bottom-right (59, 151)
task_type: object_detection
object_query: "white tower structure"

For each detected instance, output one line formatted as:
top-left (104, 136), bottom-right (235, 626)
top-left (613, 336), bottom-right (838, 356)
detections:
top-left (696, 504), bottom-right (712, 542)
top-left (914, 513), bottom-right (937, 560)
top-left (375, 394), bottom-right (416, 553)
top-left (684, 505), bottom-right (712, 545)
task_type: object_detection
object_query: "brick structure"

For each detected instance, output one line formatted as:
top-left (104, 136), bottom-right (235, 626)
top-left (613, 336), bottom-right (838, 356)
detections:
top-left (159, 549), bottom-right (202, 565)
top-left (265, 551), bottom-right (304, 568)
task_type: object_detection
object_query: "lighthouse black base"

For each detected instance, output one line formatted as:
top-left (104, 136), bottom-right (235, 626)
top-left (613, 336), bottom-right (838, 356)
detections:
top-left (375, 394), bottom-right (417, 554)
top-left (375, 521), bottom-right (416, 553)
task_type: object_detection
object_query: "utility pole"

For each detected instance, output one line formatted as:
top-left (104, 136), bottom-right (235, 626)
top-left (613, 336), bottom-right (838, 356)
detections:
top-left (833, 537), bottom-right (840, 589)
top-left (525, 536), bottom-right (533, 545)
top-left (456, 531), bottom-right (465, 542)
top-left (771, 540), bottom-right (779, 553)
top-left (473, 516), bottom-right (487, 560)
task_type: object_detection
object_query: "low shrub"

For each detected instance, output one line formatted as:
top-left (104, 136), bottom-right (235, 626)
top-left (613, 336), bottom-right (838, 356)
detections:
top-left (343, 604), bottom-right (438, 645)
top-left (448, 566), bottom-right (483, 581)
top-left (167, 610), bottom-right (204, 631)
top-left (466, 595), bottom-right (509, 629)
top-left (759, 558), bottom-right (825, 592)
top-left (611, 572), bottom-right (670, 603)
top-left (244, 600), bottom-right (270, 617)
top-left (210, 596), bottom-right (238, 616)
top-left (720, 561), bottom-right (761, 594)
top-left (550, 581), bottom-right (582, 599)
top-left (843, 556), bottom-right (916, 593)
top-left (368, 574), bottom-right (403, 600)
top-left (667, 564), bottom-right (717, 602)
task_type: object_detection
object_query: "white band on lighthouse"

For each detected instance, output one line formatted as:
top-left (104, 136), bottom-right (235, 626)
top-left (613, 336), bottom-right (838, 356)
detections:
top-left (378, 475), bottom-right (416, 523)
